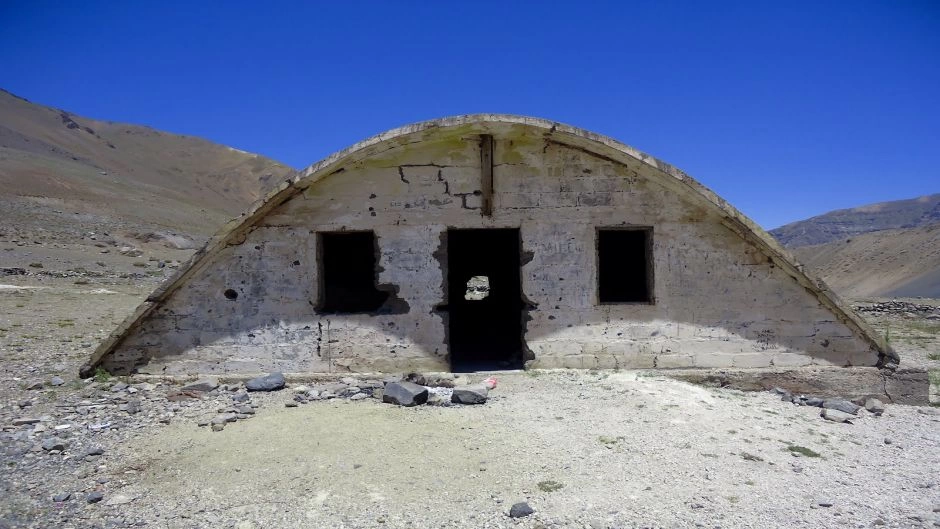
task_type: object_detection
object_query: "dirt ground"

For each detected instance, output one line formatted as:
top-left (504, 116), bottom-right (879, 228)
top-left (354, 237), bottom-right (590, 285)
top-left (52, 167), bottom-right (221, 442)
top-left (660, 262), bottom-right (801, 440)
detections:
top-left (1, 269), bottom-right (939, 528)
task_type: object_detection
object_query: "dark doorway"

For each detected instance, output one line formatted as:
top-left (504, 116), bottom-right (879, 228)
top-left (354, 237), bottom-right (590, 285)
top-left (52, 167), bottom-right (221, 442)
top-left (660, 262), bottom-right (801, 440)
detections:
top-left (446, 228), bottom-right (524, 372)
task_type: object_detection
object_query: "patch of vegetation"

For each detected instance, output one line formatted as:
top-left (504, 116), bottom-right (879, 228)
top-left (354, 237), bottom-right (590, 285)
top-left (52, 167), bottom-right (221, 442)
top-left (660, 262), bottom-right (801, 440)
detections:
top-left (598, 435), bottom-right (625, 447)
top-left (56, 319), bottom-right (75, 328)
top-left (744, 480), bottom-right (755, 486)
top-left (786, 445), bottom-right (821, 458)
top-left (537, 480), bottom-right (564, 492)
top-left (928, 352), bottom-right (940, 361)
top-left (740, 452), bottom-right (763, 462)
top-left (93, 367), bottom-right (112, 383)
top-left (28, 262), bottom-right (43, 268)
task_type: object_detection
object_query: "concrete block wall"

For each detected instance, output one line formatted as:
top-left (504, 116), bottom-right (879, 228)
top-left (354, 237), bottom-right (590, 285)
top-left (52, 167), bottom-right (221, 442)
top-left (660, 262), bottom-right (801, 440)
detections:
top-left (101, 123), bottom-right (879, 375)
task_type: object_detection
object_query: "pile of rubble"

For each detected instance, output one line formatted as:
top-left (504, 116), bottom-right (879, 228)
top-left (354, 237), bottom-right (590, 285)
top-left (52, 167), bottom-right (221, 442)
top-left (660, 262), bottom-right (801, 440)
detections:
top-left (198, 372), bottom-right (496, 432)
top-left (772, 387), bottom-right (886, 424)
top-left (854, 300), bottom-right (940, 319)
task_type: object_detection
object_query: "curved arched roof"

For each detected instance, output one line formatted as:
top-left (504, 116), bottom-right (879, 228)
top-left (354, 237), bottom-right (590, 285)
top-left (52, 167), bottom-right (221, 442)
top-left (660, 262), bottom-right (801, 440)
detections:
top-left (82, 114), bottom-right (896, 376)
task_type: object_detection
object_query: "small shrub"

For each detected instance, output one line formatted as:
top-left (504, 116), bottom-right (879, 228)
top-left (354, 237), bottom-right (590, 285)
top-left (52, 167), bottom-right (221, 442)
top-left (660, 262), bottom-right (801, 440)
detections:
top-left (740, 452), bottom-right (763, 462)
top-left (537, 480), bottom-right (564, 492)
top-left (786, 445), bottom-right (821, 458)
top-left (28, 262), bottom-right (43, 268)
top-left (598, 435), bottom-right (624, 447)
top-left (93, 367), bottom-right (112, 383)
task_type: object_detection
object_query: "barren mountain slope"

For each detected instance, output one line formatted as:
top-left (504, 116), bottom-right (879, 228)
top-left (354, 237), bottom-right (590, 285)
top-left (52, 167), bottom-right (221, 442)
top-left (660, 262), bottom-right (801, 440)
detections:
top-left (0, 89), bottom-right (293, 240)
top-left (793, 223), bottom-right (940, 298)
top-left (771, 193), bottom-right (940, 247)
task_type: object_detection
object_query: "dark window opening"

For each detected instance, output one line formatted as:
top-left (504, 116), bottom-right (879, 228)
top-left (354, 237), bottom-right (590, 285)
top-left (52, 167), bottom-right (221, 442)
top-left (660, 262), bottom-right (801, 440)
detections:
top-left (597, 228), bottom-right (653, 303)
top-left (318, 231), bottom-right (389, 313)
top-left (446, 229), bottom-right (524, 372)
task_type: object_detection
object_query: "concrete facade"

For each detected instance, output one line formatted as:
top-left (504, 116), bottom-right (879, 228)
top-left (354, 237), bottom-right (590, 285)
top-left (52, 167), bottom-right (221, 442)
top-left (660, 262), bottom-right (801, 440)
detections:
top-left (86, 116), bottom-right (894, 376)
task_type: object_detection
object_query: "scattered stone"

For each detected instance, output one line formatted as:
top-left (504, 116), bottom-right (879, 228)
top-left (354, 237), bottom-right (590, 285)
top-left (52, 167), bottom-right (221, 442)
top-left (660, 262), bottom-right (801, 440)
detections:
top-left (12, 417), bottom-right (40, 426)
top-left (884, 438), bottom-right (893, 445)
top-left (451, 385), bottom-right (488, 405)
top-left (41, 437), bottom-right (67, 451)
top-left (804, 397), bottom-right (824, 407)
top-left (821, 409), bottom-right (854, 423)
top-left (245, 372), bottom-right (286, 392)
top-left (49, 376), bottom-right (65, 386)
top-left (285, 401), bottom-right (298, 408)
top-left (865, 398), bottom-right (885, 415)
top-left (917, 408), bottom-right (940, 416)
top-left (292, 385), bottom-right (310, 394)
top-left (349, 393), bottom-right (368, 401)
top-left (52, 492), bottom-right (71, 502)
top-left (382, 381), bottom-right (429, 407)
top-left (110, 382), bottom-right (128, 392)
top-left (86, 492), bottom-right (104, 504)
top-left (123, 399), bottom-right (142, 414)
top-left (211, 423), bottom-right (225, 432)
top-left (181, 378), bottom-right (219, 393)
top-left (211, 413), bottom-right (237, 425)
top-left (509, 502), bottom-right (535, 518)
top-left (818, 501), bottom-right (834, 508)
top-left (232, 391), bottom-right (250, 403)
top-left (84, 446), bottom-right (105, 457)
top-left (822, 399), bottom-right (861, 415)
top-left (105, 493), bottom-right (134, 506)
top-left (26, 381), bottom-right (44, 390)
top-left (236, 406), bottom-right (255, 415)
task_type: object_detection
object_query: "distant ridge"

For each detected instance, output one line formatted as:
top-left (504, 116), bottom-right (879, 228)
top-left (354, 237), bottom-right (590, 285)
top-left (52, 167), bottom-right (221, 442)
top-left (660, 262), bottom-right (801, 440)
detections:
top-left (774, 194), bottom-right (940, 298)
top-left (0, 88), bottom-right (294, 238)
top-left (770, 193), bottom-right (940, 248)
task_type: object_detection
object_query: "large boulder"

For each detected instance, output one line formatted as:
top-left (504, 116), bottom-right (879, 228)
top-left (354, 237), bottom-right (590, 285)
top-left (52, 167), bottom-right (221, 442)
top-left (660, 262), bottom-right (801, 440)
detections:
top-left (822, 399), bottom-right (860, 415)
top-left (451, 385), bottom-right (488, 405)
top-left (821, 409), bottom-right (854, 423)
top-left (245, 373), bottom-right (286, 392)
top-left (382, 381), bottom-right (428, 407)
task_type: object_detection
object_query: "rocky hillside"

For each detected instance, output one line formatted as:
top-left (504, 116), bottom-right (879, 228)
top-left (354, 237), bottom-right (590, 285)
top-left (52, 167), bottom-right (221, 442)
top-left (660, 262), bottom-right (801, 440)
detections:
top-left (792, 223), bottom-right (940, 298)
top-left (0, 89), bottom-right (293, 242)
top-left (770, 194), bottom-right (940, 248)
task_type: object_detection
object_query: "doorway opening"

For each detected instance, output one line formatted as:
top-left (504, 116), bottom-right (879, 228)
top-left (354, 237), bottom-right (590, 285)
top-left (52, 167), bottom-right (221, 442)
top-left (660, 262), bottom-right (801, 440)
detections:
top-left (446, 228), bottom-right (524, 372)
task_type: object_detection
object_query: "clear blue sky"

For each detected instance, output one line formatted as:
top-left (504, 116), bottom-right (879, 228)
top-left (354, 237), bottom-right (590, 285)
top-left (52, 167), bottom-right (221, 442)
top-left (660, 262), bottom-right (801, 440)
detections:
top-left (2, 1), bottom-right (938, 229)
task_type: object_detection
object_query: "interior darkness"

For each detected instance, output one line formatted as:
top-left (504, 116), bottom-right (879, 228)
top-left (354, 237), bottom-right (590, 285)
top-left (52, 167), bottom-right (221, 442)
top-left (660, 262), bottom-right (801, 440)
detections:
top-left (319, 231), bottom-right (389, 313)
top-left (447, 228), bottom-right (524, 372)
top-left (598, 229), bottom-right (653, 303)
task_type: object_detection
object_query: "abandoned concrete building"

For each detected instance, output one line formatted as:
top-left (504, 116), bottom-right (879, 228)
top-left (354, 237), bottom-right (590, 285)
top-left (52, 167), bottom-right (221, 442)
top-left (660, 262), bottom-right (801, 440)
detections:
top-left (84, 115), bottom-right (896, 377)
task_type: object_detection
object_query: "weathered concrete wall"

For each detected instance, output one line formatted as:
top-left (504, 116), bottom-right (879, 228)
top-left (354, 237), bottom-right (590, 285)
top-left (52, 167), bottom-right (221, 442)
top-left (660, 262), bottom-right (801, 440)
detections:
top-left (100, 122), bottom-right (881, 375)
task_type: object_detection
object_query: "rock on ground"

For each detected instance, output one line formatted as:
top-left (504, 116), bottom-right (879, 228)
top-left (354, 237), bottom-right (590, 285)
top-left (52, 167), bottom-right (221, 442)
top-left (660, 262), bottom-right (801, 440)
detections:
top-left (245, 373), bottom-right (286, 392)
top-left (451, 385), bottom-right (488, 404)
top-left (382, 381), bottom-right (428, 406)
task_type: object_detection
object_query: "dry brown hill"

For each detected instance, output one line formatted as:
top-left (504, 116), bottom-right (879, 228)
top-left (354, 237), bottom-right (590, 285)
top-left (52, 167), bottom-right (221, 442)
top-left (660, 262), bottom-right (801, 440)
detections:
top-left (793, 223), bottom-right (940, 299)
top-left (0, 89), bottom-right (293, 241)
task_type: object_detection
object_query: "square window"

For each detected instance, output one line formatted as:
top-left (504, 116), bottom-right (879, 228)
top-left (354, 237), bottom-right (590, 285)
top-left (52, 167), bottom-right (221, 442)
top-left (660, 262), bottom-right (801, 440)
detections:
top-left (597, 228), bottom-right (654, 303)
top-left (318, 231), bottom-right (388, 313)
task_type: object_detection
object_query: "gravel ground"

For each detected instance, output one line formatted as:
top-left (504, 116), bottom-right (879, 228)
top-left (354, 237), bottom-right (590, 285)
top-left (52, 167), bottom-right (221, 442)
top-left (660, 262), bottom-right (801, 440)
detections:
top-left (1, 275), bottom-right (939, 529)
